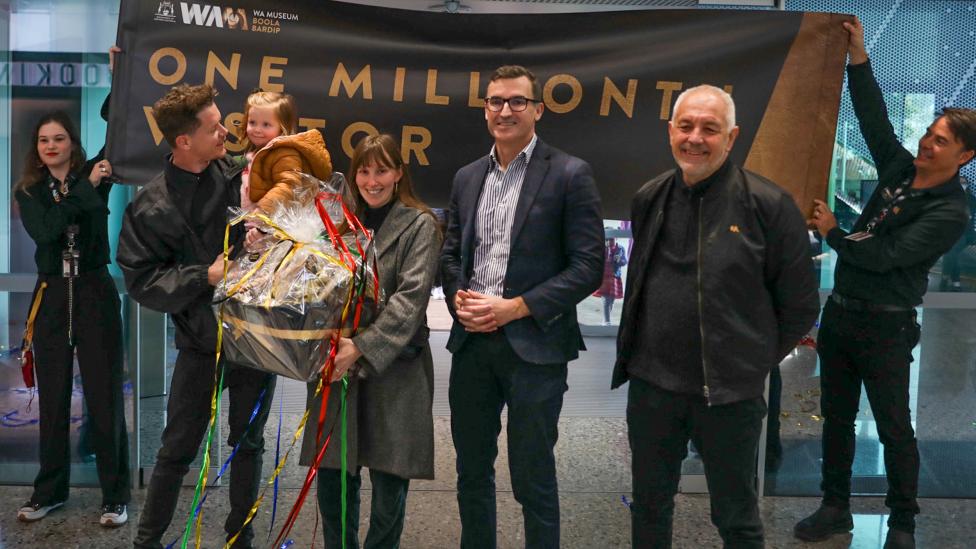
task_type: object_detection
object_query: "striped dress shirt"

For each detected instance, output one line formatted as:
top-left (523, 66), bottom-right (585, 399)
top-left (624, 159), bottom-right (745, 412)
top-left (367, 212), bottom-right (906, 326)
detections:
top-left (469, 135), bottom-right (538, 296)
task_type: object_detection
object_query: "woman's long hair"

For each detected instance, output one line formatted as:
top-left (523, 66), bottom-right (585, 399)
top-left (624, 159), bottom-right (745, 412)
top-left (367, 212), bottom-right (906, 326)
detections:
top-left (14, 111), bottom-right (87, 196)
top-left (348, 134), bottom-right (436, 223)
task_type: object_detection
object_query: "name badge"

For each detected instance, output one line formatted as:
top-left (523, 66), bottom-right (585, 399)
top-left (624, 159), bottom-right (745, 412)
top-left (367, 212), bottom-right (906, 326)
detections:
top-left (845, 231), bottom-right (875, 242)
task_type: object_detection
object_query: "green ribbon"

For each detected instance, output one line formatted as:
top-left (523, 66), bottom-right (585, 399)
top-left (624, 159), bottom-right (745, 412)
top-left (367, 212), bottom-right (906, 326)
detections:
top-left (181, 362), bottom-right (226, 549)
top-left (341, 376), bottom-right (349, 549)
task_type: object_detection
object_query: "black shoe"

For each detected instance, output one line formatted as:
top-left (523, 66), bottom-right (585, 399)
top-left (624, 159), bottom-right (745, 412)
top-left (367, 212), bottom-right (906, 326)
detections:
top-left (884, 528), bottom-right (915, 549)
top-left (99, 503), bottom-right (127, 527)
top-left (794, 505), bottom-right (854, 542)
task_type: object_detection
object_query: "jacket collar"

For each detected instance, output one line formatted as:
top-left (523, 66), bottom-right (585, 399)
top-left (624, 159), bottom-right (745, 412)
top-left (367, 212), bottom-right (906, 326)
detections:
top-left (164, 153), bottom-right (242, 203)
top-left (509, 138), bottom-right (551, 245)
top-left (372, 200), bottom-right (423, 258)
top-left (488, 134), bottom-right (539, 172)
top-left (675, 159), bottom-right (732, 198)
top-left (457, 138), bottom-right (551, 261)
top-left (914, 170), bottom-right (963, 197)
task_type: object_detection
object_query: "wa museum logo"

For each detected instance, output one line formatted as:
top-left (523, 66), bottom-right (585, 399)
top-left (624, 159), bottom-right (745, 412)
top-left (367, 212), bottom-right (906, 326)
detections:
top-left (153, 1), bottom-right (176, 23)
top-left (154, 2), bottom-right (251, 30)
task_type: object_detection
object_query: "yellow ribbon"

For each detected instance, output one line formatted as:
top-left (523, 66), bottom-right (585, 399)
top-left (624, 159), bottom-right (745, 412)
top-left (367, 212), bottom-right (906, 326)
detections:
top-left (222, 211), bottom-right (352, 309)
top-left (219, 204), bottom-right (370, 548)
top-left (223, 312), bottom-right (352, 341)
top-left (223, 262), bottom-right (360, 548)
top-left (23, 282), bottom-right (48, 345)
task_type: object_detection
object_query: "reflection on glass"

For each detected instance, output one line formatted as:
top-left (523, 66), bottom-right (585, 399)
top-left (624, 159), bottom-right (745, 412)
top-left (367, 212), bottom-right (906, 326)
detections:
top-left (765, 308), bottom-right (976, 500)
top-left (578, 219), bottom-right (631, 328)
top-left (0, 290), bottom-right (134, 482)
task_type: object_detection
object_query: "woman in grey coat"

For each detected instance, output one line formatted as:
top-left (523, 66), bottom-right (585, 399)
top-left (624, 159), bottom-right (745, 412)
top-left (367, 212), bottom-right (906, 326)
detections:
top-left (299, 134), bottom-right (440, 549)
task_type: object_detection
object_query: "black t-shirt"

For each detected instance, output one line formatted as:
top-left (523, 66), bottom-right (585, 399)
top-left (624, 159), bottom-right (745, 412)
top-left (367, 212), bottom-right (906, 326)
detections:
top-left (631, 161), bottom-right (730, 395)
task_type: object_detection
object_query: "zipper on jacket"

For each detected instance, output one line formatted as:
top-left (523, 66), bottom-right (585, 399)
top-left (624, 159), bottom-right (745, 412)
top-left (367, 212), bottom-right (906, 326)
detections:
top-left (697, 196), bottom-right (711, 405)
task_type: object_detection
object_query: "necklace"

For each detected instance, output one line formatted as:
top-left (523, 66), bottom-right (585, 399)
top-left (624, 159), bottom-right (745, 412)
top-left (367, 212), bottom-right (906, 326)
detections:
top-left (47, 173), bottom-right (73, 203)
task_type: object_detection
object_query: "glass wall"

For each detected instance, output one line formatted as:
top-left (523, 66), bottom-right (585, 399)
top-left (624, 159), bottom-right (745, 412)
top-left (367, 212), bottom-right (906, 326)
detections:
top-left (0, 0), bottom-right (129, 485)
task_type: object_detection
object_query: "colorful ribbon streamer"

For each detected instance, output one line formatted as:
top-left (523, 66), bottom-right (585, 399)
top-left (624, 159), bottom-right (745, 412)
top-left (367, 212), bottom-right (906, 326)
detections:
top-left (212, 190), bottom-right (375, 549)
top-left (268, 383), bottom-right (283, 542)
top-left (163, 384), bottom-right (270, 549)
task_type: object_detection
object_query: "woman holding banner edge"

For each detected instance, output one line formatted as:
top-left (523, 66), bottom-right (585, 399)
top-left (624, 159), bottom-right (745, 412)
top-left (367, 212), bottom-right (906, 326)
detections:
top-left (299, 133), bottom-right (440, 549)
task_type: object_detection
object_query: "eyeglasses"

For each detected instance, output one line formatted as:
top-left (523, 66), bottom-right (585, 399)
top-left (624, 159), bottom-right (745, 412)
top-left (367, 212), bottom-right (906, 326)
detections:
top-left (485, 96), bottom-right (539, 112)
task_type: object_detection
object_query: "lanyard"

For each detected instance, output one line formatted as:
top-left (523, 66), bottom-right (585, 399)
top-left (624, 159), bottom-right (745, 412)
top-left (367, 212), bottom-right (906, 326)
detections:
top-left (864, 177), bottom-right (917, 233)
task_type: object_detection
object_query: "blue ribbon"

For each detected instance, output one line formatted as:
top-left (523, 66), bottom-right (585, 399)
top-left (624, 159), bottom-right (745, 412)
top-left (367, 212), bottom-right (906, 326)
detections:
top-left (268, 385), bottom-right (284, 541)
top-left (164, 384), bottom-right (269, 549)
top-left (1, 410), bottom-right (39, 427)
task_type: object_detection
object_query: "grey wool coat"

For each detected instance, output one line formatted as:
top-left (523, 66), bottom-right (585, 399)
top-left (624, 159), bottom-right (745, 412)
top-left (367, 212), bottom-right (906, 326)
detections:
top-left (299, 200), bottom-right (440, 480)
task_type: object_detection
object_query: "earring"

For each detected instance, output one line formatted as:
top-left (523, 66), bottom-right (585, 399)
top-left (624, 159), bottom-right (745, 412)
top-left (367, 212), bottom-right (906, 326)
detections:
top-left (395, 181), bottom-right (399, 195)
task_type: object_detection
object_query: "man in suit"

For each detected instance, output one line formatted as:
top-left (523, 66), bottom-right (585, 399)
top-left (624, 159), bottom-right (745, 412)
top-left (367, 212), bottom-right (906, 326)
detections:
top-left (440, 65), bottom-right (604, 549)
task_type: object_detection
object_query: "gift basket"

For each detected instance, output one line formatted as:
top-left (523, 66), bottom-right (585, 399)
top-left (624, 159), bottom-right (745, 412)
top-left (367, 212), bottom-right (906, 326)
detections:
top-left (213, 172), bottom-right (380, 382)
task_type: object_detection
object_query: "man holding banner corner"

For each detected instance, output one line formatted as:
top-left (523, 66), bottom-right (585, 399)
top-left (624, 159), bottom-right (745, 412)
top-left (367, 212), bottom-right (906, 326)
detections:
top-left (796, 18), bottom-right (976, 549)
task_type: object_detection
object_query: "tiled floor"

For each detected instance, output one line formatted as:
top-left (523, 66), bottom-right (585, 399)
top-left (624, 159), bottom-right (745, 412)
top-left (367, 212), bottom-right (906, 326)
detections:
top-left (3, 321), bottom-right (976, 547)
top-left (1, 461), bottom-right (974, 548)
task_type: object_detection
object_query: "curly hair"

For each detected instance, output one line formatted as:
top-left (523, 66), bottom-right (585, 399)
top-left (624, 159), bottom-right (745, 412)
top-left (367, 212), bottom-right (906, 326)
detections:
top-left (152, 83), bottom-right (218, 147)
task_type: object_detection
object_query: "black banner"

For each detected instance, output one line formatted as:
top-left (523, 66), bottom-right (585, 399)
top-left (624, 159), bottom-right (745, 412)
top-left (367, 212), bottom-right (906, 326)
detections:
top-left (110, 0), bottom-right (849, 218)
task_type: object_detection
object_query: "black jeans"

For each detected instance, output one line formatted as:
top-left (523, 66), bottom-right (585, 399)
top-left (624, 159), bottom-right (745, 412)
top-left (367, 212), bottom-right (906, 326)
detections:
top-left (133, 350), bottom-right (275, 549)
top-left (31, 268), bottom-right (130, 506)
top-left (627, 378), bottom-right (766, 549)
top-left (766, 365), bottom-right (783, 459)
top-left (318, 467), bottom-right (411, 549)
top-left (817, 299), bottom-right (921, 532)
top-left (449, 332), bottom-right (568, 549)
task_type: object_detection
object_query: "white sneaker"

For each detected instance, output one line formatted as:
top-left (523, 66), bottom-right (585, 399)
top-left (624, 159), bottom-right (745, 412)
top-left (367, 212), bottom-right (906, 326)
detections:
top-left (99, 503), bottom-right (127, 527)
top-left (17, 500), bottom-right (64, 522)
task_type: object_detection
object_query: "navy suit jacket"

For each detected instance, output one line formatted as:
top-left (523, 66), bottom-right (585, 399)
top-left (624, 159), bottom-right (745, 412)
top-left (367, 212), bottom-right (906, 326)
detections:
top-left (440, 138), bottom-right (604, 364)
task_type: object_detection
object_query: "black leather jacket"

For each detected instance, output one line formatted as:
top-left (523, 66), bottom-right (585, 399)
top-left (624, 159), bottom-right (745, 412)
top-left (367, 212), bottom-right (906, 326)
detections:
top-left (117, 155), bottom-right (244, 353)
top-left (612, 164), bottom-right (820, 406)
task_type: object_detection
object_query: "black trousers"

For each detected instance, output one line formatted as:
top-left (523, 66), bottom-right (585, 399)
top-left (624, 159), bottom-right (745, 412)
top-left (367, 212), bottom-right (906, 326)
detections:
top-left (449, 332), bottom-right (568, 549)
top-left (817, 300), bottom-right (921, 532)
top-left (318, 467), bottom-right (411, 549)
top-left (31, 268), bottom-right (130, 506)
top-left (766, 365), bottom-right (783, 459)
top-left (133, 350), bottom-right (275, 549)
top-left (627, 378), bottom-right (766, 549)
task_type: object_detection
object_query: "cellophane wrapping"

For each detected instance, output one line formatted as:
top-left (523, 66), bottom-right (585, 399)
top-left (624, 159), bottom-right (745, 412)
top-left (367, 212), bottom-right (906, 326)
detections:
top-left (214, 172), bottom-right (380, 382)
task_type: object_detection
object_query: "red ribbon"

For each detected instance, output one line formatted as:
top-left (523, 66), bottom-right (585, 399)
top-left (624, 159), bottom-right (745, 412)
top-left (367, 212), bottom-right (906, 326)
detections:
top-left (271, 190), bottom-right (378, 547)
